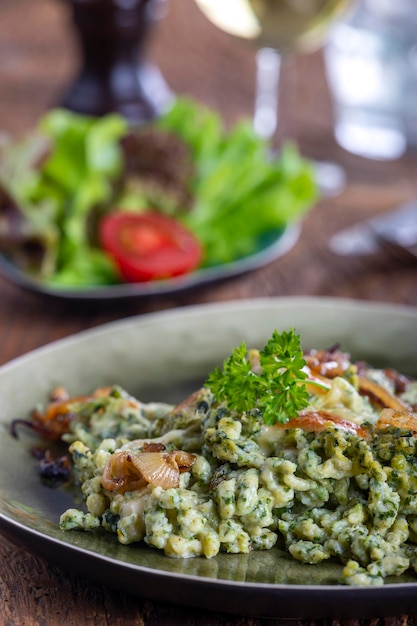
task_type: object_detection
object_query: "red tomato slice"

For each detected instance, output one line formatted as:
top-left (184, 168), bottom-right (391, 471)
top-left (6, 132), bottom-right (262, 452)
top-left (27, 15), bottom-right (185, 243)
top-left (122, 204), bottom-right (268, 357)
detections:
top-left (99, 211), bottom-right (203, 282)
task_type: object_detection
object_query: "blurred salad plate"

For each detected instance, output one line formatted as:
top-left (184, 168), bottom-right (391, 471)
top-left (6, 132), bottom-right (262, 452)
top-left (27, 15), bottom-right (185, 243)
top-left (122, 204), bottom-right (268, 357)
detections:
top-left (0, 99), bottom-right (317, 301)
top-left (0, 223), bottom-right (299, 301)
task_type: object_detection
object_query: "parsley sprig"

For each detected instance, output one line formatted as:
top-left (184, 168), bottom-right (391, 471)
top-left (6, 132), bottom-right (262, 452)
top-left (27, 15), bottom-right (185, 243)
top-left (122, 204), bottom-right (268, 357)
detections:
top-left (206, 328), bottom-right (310, 425)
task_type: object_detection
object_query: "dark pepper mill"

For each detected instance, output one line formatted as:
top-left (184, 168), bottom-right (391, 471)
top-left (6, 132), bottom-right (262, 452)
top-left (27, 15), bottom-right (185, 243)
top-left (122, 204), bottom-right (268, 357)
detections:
top-left (60, 0), bottom-right (172, 124)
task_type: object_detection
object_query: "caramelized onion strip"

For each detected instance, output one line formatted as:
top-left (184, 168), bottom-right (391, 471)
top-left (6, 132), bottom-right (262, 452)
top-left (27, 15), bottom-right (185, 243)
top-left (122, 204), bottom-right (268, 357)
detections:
top-left (101, 449), bottom-right (196, 494)
top-left (358, 377), bottom-right (410, 412)
top-left (377, 408), bottom-right (417, 433)
top-left (276, 410), bottom-right (368, 438)
top-left (28, 387), bottom-right (117, 439)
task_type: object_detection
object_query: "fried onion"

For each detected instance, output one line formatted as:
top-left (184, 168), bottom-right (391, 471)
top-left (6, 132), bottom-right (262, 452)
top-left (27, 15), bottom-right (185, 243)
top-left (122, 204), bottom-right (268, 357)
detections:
top-left (101, 449), bottom-right (196, 494)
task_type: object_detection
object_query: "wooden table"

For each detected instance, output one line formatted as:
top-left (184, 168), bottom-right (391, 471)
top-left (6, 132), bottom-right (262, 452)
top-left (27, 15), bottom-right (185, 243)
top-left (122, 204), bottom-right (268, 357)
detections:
top-left (1, 1), bottom-right (417, 624)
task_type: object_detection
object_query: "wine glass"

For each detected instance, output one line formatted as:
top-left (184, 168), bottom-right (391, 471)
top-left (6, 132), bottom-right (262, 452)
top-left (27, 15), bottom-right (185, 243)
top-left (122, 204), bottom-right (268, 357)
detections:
top-left (194, 0), bottom-right (355, 195)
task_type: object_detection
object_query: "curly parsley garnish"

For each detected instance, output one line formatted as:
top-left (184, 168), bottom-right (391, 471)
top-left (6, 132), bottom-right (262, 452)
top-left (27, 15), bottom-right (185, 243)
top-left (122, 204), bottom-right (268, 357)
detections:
top-left (206, 328), bottom-right (310, 425)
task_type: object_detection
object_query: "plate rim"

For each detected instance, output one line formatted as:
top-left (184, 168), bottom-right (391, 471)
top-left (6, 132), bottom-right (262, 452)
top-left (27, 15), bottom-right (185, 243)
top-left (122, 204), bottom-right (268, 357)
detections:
top-left (1, 294), bottom-right (416, 370)
top-left (2, 509), bottom-right (417, 621)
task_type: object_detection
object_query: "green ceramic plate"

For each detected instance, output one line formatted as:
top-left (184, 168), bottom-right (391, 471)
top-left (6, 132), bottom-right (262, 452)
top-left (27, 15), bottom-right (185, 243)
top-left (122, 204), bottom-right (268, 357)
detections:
top-left (1, 297), bottom-right (417, 619)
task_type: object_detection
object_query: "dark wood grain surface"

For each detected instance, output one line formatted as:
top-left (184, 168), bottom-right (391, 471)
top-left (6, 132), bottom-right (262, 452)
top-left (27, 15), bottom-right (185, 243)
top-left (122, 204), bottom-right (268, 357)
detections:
top-left (1, 1), bottom-right (417, 624)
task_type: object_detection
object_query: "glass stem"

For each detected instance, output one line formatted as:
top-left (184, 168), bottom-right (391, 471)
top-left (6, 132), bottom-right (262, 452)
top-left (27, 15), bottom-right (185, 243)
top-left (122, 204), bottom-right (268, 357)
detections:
top-left (254, 47), bottom-right (282, 140)
top-left (254, 46), bottom-right (346, 196)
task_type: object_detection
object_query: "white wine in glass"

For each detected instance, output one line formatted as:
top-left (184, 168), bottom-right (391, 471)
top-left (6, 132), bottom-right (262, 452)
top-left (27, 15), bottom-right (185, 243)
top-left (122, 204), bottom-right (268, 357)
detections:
top-left (195, 0), bottom-right (354, 194)
top-left (194, 0), bottom-right (352, 52)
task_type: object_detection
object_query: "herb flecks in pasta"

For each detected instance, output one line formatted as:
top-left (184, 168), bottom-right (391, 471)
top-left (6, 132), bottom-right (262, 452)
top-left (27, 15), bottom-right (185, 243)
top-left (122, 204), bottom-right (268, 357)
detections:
top-left (16, 331), bottom-right (417, 586)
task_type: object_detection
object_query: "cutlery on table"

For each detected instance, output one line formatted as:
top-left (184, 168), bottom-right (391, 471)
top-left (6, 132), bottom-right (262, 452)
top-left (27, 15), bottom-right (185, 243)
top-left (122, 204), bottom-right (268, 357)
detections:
top-left (329, 198), bottom-right (417, 263)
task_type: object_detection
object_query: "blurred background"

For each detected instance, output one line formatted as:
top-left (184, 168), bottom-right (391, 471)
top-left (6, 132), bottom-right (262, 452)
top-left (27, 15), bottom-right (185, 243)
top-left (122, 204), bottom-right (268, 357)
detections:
top-left (3, 1), bottom-right (417, 173)
top-left (1, 0), bottom-right (417, 315)
top-left (0, 0), bottom-right (337, 152)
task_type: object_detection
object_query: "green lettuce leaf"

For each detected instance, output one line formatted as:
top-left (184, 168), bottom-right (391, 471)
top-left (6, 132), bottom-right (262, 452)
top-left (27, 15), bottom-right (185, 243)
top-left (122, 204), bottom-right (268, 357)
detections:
top-left (158, 99), bottom-right (318, 265)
